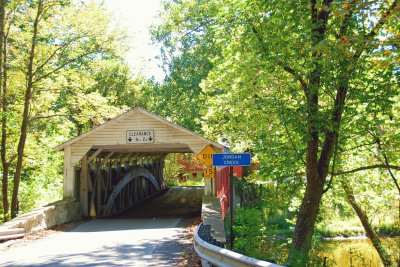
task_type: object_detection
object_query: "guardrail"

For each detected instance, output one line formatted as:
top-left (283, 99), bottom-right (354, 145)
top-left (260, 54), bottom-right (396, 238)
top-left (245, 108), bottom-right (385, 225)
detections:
top-left (194, 223), bottom-right (284, 267)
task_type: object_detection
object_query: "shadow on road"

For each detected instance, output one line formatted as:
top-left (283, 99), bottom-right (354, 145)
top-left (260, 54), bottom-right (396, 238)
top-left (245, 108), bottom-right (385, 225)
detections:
top-left (2, 233), bottom-right (190, 266)
top-left (0, 186), bottom-right (203, 267)
top-left (116, 186), bottom-right (204, 219)
top-left (70, 186), bottom-right (204, 233)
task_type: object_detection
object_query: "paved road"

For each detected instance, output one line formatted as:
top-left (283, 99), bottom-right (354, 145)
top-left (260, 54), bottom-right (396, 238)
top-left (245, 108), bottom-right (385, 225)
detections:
top-left (118, 186), bottom-right (203, 218)
top-left (0, 186), bottom-right (203, 267)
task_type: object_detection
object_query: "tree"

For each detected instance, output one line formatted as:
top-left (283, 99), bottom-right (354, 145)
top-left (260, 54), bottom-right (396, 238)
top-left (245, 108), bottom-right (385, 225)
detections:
top-left (153, 0), bottom-right (399, 264)
top-left (148, 0), bottom-right (220, 132)
top-left (0, 0), bottom-right (131, 219)
top-left (0, 0), bottom-right (7, 221)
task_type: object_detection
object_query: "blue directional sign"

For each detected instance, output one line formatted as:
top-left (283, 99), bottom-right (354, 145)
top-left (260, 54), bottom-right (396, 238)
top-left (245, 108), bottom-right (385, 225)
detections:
top-left (212, 153), bottom-right (251, 166)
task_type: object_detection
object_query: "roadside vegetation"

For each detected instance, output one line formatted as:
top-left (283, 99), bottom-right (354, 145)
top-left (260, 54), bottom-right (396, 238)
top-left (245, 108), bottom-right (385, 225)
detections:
top-left (231, 179), bottom-right (399, 265)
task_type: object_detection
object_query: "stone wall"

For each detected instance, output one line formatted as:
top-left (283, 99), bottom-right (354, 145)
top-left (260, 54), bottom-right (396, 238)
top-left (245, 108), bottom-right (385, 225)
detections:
top-left (0, 198), bottom-right (80, 233)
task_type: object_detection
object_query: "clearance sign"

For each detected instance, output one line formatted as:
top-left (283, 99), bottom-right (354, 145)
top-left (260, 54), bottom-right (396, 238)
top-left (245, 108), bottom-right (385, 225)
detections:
top-left (197, 145), bottom-right (216, 178)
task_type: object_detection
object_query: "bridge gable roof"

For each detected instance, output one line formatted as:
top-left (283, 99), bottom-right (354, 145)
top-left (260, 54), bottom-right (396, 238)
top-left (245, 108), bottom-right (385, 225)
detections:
top-left (54, 108), bottom-right (223, 165)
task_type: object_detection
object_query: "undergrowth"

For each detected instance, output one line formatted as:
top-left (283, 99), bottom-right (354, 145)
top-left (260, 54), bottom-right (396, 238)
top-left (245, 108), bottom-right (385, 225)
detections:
top-left (165, 179), bottom-right (204, 187)
top-left (231, 206), bottom-right (399, 265)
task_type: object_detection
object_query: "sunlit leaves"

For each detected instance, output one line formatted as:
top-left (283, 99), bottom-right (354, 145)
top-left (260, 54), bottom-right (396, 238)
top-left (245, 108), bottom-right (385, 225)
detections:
top-left (1, 0), bottom-right (137, 216)
top-left (153, 0), bottom-right (399, 261)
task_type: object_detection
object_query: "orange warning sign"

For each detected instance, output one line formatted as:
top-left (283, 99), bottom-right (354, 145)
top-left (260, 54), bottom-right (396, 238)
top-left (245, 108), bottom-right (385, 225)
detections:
top-left (197, 145), bottom-right (217, 168)
top-left (204, 167), bottom-right (215, 178)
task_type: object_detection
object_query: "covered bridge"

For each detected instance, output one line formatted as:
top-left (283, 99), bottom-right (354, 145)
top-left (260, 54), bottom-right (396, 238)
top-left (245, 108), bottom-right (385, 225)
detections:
top-left (54, 108), bottom-right (224, 217)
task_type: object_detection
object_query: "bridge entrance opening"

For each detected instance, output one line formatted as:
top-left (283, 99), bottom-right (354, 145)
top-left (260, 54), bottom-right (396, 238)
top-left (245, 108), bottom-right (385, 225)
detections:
top-left (163, 153), bottom-right (207, 187)
top-left (55, 108), bottom-right (224, 217)
top-left (77, 149), bottom-right (165, 217)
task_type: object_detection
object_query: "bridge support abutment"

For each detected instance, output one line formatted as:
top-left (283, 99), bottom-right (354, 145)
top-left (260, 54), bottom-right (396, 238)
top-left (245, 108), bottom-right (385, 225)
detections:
top-left (63, 146), bottom-right (76, 199)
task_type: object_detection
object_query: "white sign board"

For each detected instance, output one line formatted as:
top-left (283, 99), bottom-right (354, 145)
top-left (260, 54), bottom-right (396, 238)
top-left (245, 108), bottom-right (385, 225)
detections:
top-left (126, 130), bottom-right (154, 144)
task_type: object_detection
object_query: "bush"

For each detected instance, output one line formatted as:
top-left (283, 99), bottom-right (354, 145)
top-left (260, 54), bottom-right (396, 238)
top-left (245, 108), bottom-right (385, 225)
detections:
top-left (376, 221), bottom-right (400, 236)
top-left (232, 207), bottom-right (290, 264)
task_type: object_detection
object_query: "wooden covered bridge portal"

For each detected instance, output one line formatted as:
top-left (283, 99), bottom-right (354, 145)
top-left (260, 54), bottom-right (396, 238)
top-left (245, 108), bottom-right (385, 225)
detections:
top-left (55, 108), bottom-right (223, 217)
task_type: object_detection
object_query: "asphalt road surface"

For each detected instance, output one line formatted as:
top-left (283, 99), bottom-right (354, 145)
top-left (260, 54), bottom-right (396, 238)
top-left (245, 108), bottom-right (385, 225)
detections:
top-left (0, 186), bottom-right (203, 267)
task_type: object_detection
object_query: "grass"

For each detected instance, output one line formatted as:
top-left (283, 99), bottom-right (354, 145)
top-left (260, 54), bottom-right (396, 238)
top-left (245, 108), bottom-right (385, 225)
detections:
top-left (165, 179), bottom-right (204, 187)
top-left (316, 217), bottom-right (400, 238)
top-left (316, 217), bottom-right (365, 238)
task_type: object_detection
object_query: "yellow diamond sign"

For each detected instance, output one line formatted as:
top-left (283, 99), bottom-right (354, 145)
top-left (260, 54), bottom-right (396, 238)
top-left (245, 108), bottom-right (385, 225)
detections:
top-left (204, 167), bottom-right (215, 178)
top-left (197, 145), bottom-right (216, 168)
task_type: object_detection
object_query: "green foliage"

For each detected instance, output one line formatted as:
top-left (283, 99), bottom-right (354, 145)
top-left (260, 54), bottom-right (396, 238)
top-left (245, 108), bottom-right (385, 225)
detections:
top-left (163, 153), bottom-right (205, 187)
top-left (154, 0), bottom-right (399, 262)
top-left (165, 179), bottom-right (204, 187)
top-left (146, 0), bottom-right (222, 132)
top-left (233, 202), bottom-right (399, 265)
top-left (377, 222), bottom-right (400, 237)
top-left (233, 207), bottom-right (289, 264)
top-left (17, 132), bottom-right (65, 214)
top-left (317, 218), bottom-right (365, 238)
top-left (163, 153), bottom-right (183, 184)
top-left (0, 0), bottom-right (149, 220)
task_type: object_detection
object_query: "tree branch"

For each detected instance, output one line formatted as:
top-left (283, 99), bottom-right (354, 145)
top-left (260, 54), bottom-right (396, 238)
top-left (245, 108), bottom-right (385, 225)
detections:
top-left (33, 47), bottom-right (99, 83)
top-left (366, 0), bottom-right (398, 39)
top-left (32, 32), bottom-right (92, 78)
top-left (338, 2), bottom-right (355, 37)
top-left (281, 65), bottom-right (308, 93)
top-left (375, 133), bottom-right (400, 194)
top-left (275, 91), bottom-right (306, 166)
top-left (353, 0), bottom-right (398, 60)
top-left (318, 84), bottom-right (348, 179)
top-left (29, 113), bottom-right (70, 121)
top-left (323, 132), bottom-right (339, 193)
top-left (340, 141), bottom-right (376, 153)
top-left (251, 25), bottom-right (308, 94)
top-left (333, 164), bottom-right (400, 176)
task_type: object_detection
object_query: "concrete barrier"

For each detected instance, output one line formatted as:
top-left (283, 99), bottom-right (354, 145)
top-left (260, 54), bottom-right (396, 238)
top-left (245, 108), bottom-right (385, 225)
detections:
top-left (0, 198), bottom-right (80, 234)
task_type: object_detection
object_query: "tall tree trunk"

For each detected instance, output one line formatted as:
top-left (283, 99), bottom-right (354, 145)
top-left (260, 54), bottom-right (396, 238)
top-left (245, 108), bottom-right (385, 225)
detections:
top-left (11, 0), bottom-right (42, 218)
top-left (342, 181), bottom-right (393, 266)
top-left (0, 0), bottom-right (7, 221)
top-left (288, 2), bottom-right (333, 264)
top-left (289, 85), bottom-right (348, 266)
top-left (290, 171), bottom-right (325, 264)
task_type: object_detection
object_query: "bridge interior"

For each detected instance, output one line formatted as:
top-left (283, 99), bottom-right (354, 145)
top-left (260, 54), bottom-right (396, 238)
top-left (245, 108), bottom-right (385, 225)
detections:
top-left (81, 148), bottom-right (176, 217)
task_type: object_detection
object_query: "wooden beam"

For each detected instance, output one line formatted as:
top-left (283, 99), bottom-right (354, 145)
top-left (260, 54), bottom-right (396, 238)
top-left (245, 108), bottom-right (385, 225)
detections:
top-left (88, 149), bottom-right (103, 163)
top-left (96, 161), bottom-right (102, 214)
top-left (80, 155), bottom-right (89, 216)
top-left (125, 152), bottom-right (134, 159)
top-left (101, 152), bottom-right (115, 164)
top-left (91, 143), bottom-right (193, 153)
